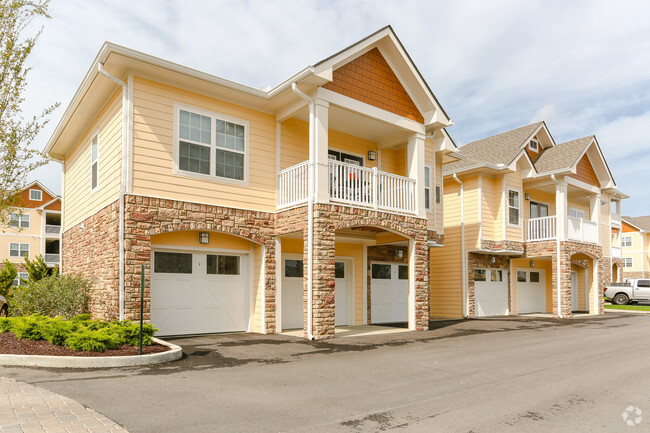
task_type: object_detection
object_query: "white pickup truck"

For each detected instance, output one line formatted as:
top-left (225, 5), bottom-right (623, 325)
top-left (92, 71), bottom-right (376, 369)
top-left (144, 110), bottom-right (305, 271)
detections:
top-left (604, 279), bottom-right (650, 305)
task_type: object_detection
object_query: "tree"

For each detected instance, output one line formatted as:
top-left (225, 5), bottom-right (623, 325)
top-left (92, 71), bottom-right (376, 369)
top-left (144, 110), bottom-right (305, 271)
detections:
top-left (23, 253), bottom-right (49, 282)
top-left (0, 259), bottom-right (17, 297)
top-left (0, 0), bottom-right (58, 226)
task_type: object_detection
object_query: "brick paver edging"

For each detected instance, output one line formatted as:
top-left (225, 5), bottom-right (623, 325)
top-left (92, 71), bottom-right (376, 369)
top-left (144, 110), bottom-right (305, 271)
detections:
top-left (0, 337), bottom-right (181, 369)
top-left (0, 376), bottom-right (127, 432)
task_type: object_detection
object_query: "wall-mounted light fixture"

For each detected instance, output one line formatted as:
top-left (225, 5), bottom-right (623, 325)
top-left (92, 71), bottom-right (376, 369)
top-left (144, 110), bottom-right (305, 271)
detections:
top-left (368, 150), bottom-right (377, 161)
top-left (489, 255), bottom-right (496, 264)
top-left (525, 193), bottom-right (530, 201)
top-left (199, 232), bottom-right (210, 244)
top-left (395, 249), bottom-right (404, 259)
top-left (530, 260), bottom-right (535, 267)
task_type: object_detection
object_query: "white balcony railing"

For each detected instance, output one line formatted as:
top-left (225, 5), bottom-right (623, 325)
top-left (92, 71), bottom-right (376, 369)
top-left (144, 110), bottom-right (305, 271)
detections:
top-left (277, 160), bottom-right (417, 214)
top-left (612, 246), bottom-right (622, 258)
top-left (277, 161), bottom-right (309, 208)
top-left (527, 215), bottom-right (556, 241)
top-left (328, 160), bottom-right (416, 214)
top-left (45, 253), bottom-right (60, 265)
top-left (611, 212), bottom-right (622, 227)
top-left (568, 216), bottom-right (599, 244)
top-left (45, 224), bottom-right (61, 235)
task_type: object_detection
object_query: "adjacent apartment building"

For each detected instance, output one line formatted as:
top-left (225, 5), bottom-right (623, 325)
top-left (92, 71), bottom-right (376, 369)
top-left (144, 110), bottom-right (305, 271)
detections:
top-left (430, 122), bottom-right (627, 318)
top-left (0, 181), bottom-right (62, 285)
top-left (620, 216), bottom-right (650, 279)
top-left (45, 27), bottom-right (459, 339)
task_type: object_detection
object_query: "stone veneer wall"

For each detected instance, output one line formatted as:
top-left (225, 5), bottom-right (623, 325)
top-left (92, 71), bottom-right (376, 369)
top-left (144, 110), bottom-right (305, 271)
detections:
top-left (481, 240), bottom-right (525, 252)
top-left (61, 200), bottom-right (120, 319)
top-left (621, 271), bottom-right (647, 279)
top-left (466, 253), bottom-right (511, 318)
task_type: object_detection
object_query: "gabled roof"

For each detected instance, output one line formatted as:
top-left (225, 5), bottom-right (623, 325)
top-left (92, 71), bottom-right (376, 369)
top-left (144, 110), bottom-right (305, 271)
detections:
top-left (22, 180), bottom-right (59, 200)
top-left (534, 136), bottom-right (593, 174)
top-left (444, 122), bottom-right (543, 173)
top-left (622, 216), bottom-right (650, 232)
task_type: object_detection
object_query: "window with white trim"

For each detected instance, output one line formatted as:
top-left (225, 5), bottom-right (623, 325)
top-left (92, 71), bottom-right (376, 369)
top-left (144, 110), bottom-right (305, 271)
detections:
top-left (9, 242), bottom-right (29, 258)
top-left (622, 236), bottom-right (632, 247)
top-left (91, 134), bottom-right (99, 191)
top-left (435, 185), bottom-right (441, 204)
top-left (623, 257), bottom-right (633, 268)
top-left (528, 139), bottom-right (539, 152)
top-left (29, 189), bottom-right (42, 201)
top-left (176, 106), bottom-right (248, 182)
top-left (424, 164), bottom-right (432, 211)
top-left (569, 208), bottom-right (585, 219)
top-left (12, 272), bottom-right (29, 287)
top-left (9, 213), bottom-right (29, 229)
top-left (508, 188), bottom-right (520, 226)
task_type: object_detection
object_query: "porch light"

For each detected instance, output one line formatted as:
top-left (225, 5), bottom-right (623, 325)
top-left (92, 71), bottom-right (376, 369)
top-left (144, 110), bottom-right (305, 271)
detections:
top-left (530, 260), bottom-right (535, 267)
top-left (367, 150), bottom-right (376, 161)
top-left (525, 193), bottom-right (530, 201)
top-left (199, 232), bottom-right (209, 244)
top-left (489, 255), bottom-right (496, 264)
top-left (395, 249), bottom-right (404, 259)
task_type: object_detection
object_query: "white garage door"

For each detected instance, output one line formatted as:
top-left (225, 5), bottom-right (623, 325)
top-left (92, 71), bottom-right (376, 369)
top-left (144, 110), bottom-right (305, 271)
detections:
top-left (517, 268), bottom-right (546, 314)
top-left (151, 250), bottom-right (249, 336)
top-left (281, 257), bottom-right (352, 330)
top-left (475, 269), bottom-right (508, 317)
top-left (371, 263), bottom-right (408, 324)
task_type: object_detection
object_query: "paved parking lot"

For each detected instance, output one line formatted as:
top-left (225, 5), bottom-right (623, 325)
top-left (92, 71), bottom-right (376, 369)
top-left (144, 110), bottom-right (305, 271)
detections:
top-left (1, 312), bottom-right (649, 432)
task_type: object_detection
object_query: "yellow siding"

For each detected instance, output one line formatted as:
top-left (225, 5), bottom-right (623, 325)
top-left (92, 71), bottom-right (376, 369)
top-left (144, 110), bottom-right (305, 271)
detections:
top-left (481, 176), bottom-right (502, 240)
top-left (280, 118), bottom-right (308, 170)
top-left (622, 231), bottom-right (648, 272)
top-left (64, 90), bottom-right (123, 230)
top-left (523, 189), bottom-right (556, 220)
top-left (131, 77), bottom-right (277, 211)
top-left (1, 235), bottom-right (42, 264)
top-left (150, 230), bottom-right (251, 250)
top-left (429, 229), bottom-right (463, 317)
top-left (435, 159), bottom-right (443, 233)
top-left (600, 199), bottom-right (611, 254)
top-left (505, 171), bottom-right (523, 241)
top-left (380, 147), bottom-right (405, 177)
top-left (335, 242), bottom-right (364, 325)
top-left (330, 130), bottom-right (378, 169)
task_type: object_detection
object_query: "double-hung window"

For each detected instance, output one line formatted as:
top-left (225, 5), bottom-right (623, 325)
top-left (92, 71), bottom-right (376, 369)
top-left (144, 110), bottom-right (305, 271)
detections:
top-left (424, 164), bottom-right (432, 211)
top-left (12, 272), bottom-right (29, 287)
top-left (9, 243), bottom-right (29, 258)
top-left (29, 189), bottom-right (42, 201)
top-left (176, 105), bottom-right (248, 183)
top-left (623, 257), bottom-right (633, 268)
top-left (9, 213), bottom-right (29, 229)
top-left (508, 189), bottom-right (520, 226)
top-left (622, 236), bottom-right (632, 247)
top-left (91, 134), bottom-right (99, 191)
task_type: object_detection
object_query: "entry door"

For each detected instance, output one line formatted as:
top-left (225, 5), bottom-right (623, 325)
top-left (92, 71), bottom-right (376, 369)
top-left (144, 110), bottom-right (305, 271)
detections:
top-left (371, 263), bottom-right (408, 323)
top-left (334, 261), bottom-right (352, 326)
top-left (517, 269), bottom-right (546, 314)
top-left (281, 257), bottom-right (304, 330)
top-left (571, 271), bottom-right (578, 311)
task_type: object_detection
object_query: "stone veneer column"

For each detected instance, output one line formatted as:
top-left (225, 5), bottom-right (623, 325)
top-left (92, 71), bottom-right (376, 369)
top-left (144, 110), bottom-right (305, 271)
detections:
top-left (551, 246), bottom-right (573, 318)
top-left (306, 216), bottom-right (336, 339)
top-left (413, 233), bottom-right (430, 330)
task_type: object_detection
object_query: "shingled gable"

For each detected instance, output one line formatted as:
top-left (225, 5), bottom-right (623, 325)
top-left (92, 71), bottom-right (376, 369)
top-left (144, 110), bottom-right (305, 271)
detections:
top-left (622, 216), bottom-right (650, 232)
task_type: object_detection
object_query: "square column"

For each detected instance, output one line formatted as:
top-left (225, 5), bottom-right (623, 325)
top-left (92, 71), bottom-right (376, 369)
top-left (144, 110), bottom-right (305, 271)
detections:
top-left (313, 99), bottom-right (330, 204)
top-left (551, 249), bottom-right (572, 318)
top-left (407, 133), bottom-right (426, 219)
top-left (305, 214), bottom-right (336, 339)
top-left (555, 179), bottom-right (568, 241)
top-left (408, 233), bottom-right (430, 331)
top-left (590, 193), bottom-right (601, 244)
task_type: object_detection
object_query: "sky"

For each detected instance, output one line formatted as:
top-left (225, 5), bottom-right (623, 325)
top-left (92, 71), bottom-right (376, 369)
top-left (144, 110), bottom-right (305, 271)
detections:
top-left (21, 0), bottom-right (650, 215)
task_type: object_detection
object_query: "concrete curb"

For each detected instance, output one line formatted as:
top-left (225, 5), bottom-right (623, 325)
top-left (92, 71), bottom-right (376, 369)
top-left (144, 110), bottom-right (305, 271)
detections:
top-left (604, 308), bottom-right (650, 315)
top-left (0, 337), bottom-right (182, 368)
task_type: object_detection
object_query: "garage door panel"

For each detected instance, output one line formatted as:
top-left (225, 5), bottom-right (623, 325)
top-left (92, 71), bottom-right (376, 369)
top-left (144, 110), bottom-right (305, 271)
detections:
top-left (371, 263), bottom-right (408, 324)
top-left (517, 269), bottom-right (546, 314)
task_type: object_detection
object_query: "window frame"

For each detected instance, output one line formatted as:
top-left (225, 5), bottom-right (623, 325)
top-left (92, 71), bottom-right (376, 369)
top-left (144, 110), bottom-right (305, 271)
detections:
top-left (623, 257), bottom-right (633, 268)
top-left (9, 242), bottom-right (29, 258)
top-left (90, 132), bottom-right (99, 193)
top-left (507, 187), bottom-right (521, 227)
top-left (528, 139), bottom-right (539, 152)
top-left (622, 236), bottom-right (632, 247)
top-left (29, 189), bottom-right (42, 201)
top-left (568, 207), bottom-right (585, 219)
top-left (173, 103), bottom-right (250, 186)
top-left (424, 163), bottom-right (433, 211)
top-left (9, 213), bottom-right (30, 229)
top-left (12, 272), bottom-right (29, 287)
top-left (529, 201), bottom-right (549, 219)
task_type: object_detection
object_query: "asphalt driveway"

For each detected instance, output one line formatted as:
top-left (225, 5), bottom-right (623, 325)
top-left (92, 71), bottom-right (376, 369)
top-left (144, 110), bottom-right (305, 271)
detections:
top-left (1, 312), bottom-right (649, 432)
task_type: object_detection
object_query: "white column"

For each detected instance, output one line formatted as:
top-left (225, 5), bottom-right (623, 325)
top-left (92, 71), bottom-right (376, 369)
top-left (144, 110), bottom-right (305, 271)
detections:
top-left (408, 238), bottom-right (416, 330)
top-left (313, 99), bottom-right (329, 203)
top-left (407, 133), bottom-right (426, 219)
top-left (275, 237), bottom-right (282, 332)
top-left (592, 258), bottom-right (600, 314)
top-left (590, 193), bottom-right (601, 244)
top-left (555, 180), bottom-right (568, 240)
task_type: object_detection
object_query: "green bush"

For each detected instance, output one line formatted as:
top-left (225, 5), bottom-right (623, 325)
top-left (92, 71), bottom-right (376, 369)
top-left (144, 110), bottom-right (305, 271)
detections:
top-left (0, 260), bottom-right (17, 298)
top-left (10, 274), bottom-right (92, 319)
top-left (23, 255), bottom-right (50, 283)
top-left (0, 314), bottom-right (158, 352)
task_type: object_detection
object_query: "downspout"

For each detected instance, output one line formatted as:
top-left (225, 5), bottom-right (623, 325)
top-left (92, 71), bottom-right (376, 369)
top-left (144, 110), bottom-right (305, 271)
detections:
top-left (98, 63), bottom-right (127, 321)
top-left (452, 174), bottom-right (468, 318)
top-left (551, 175), bottom-right (563, 318)
top-left (291, 83), bottom-right (314, 340)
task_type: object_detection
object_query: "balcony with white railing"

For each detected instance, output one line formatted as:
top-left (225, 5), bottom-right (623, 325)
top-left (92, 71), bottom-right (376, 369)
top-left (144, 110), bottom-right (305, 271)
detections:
top-left (45, 253), bottom-right (60, 266)
top-left (568, 216), bottom-right (598, 244)
top-left (277, 160), bottom-right (417, 215)
top-left (45, 224), bottom-right (61, 236)
top-left (527, 215), bottom-right (557, 241)
top-left (611, 212), bottom-right (622, 228)
top-left (612, 246), bottom-right (622, 258)
top-left (527, 215), bottom-right (600, 244)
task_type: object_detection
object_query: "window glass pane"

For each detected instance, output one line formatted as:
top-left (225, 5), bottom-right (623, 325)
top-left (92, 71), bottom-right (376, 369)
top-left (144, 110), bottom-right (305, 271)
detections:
top-left (215, 149), bottom-right (244, 180)
top-left (20, 244), bottom-right (29, 258)
top-left (491, 270), bottom-right (503, 282)
top-left (372, 264), bottom-right (391, 279)
top-left (21, 215), bottom-right (29, 228)
top-left (517, 271), bottom-right (526, 283)
top-left (216, 120), bottom-right (245, 153)
top-left (10, 214), bottom-right (19, 227)
top-left (335, 262), bottom-right (345, 279)
top-left (285, 259), bottom-right (303, 278)
top-left (179, 142), bottom-right (210, 175)
top-left (436, 186), bottom-right (441, 204)
top-left (509, 208), bottom-right (519, 225)
top-left (509, 190), bottom-right (519, 207)
top-left (425, 187), bottom-right (430, 210)
top-left (475, 269), bottom-right (486, 282)
top-left (530, 272), bottom-right (540, 283)
top-left (207, 255), bottom-right (240, 275)
top-left (91, 138), bottom-right (98, 162)
top-left (424, 166), bottom-right (430, 187)
top-left (638, 280), bottom-right (650, 288)
top-left (92, 163), bottom-right (98, 189)
top-left (154, 252), bottom-right (192, 274)
top-left (30, 190), bottom-right (42, 201)
top-left (179, 110), bottom-right (211, 145)
top-left (398, 265), bottom-right (408, 280)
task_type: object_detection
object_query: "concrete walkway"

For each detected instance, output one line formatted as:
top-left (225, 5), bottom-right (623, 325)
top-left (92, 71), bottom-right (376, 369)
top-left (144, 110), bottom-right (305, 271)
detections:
top-left (0, 377), bottom-right (127, 433)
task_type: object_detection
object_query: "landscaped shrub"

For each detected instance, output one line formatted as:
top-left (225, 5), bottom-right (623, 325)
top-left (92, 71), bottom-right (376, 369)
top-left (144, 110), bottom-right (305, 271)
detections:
top-left (0, 260), bottom-right (17, 298)
top-left (10, 274), bottom-right (92, 319)
top-left (0, 314), bottom-right (158, 352)
top-left (23, 255), bottom-right (52, 283)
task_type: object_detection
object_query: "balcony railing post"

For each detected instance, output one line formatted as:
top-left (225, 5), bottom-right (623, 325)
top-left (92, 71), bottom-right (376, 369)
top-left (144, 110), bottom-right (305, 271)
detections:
top-left (372, 167), bottom-right (378, 210)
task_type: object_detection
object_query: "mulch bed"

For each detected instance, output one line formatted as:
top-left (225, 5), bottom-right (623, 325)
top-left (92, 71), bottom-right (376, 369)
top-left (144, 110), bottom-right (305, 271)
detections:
top-left (0, 332), bottom-right (170, 357)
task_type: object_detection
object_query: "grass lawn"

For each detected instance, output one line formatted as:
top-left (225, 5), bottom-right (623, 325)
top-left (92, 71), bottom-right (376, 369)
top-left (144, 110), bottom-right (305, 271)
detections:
top-left (605, 304), bottom-right (650, 311)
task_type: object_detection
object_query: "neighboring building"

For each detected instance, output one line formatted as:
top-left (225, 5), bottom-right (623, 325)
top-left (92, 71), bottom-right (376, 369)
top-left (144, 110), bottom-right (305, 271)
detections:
top-left (44, 27), bottom-right (459, 339)
top-left (0, 181), bottom-right (62, 285)
top-left (620, 216), bottom-right (650, 279)
top-left (430, 122), bottom-right (627, 318)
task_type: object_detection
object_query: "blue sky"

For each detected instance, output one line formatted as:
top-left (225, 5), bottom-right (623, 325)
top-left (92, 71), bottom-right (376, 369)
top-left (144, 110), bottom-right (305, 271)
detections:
top-left (23, 0), bottom-right (650, 215)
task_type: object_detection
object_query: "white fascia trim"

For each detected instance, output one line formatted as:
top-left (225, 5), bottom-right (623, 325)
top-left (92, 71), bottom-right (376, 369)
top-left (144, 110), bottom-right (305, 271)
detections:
top-left (466, 249), bottom-right (524, 256)
top-left (316, 87), bottom-right (425, 134)
top-left (443, 162), bottom-right (510, 177)
top-left (516, 123), bottom-right (547, 152)
top-left (565, 176), bottom-right (600, 194)
top-left (23, 181), bottom-right (59, 201)
top-left (427, 241), bottom-right (444, 247)
top-left (35, 197), bottom-right (61, 210)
